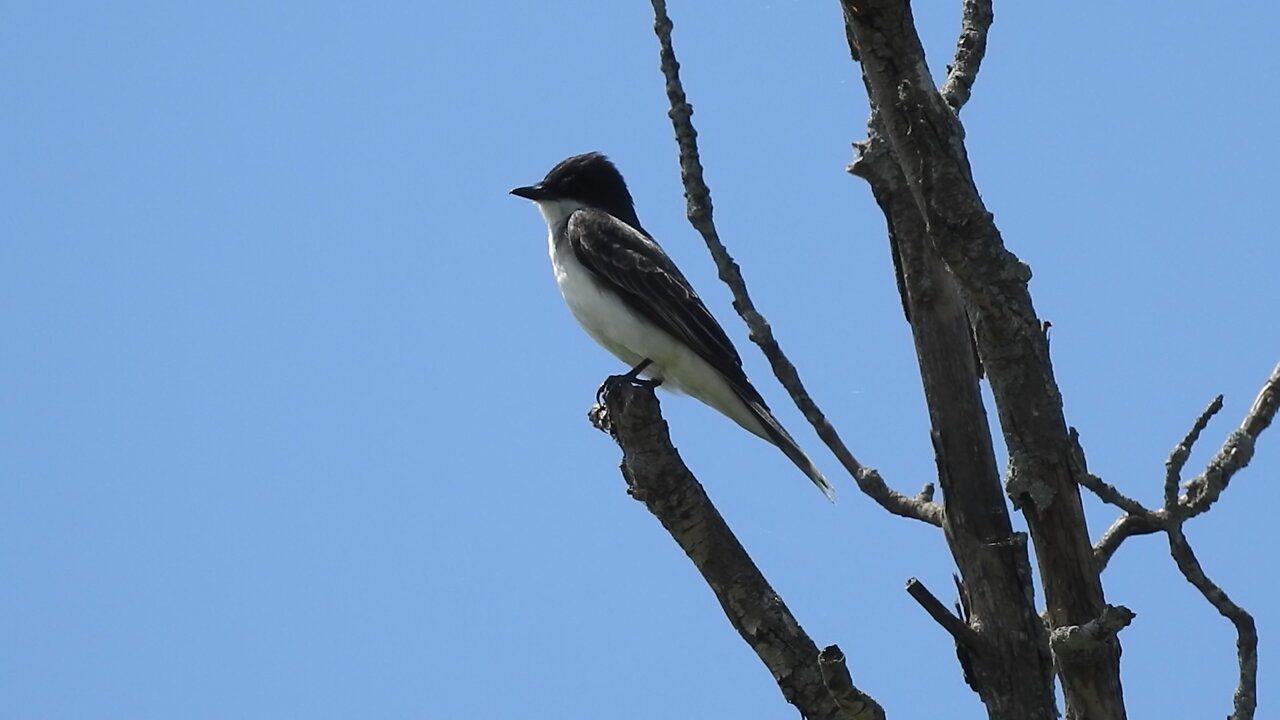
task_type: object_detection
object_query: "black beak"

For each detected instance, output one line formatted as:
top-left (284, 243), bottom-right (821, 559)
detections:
top-left (510, 184), bottom-right (552, 201)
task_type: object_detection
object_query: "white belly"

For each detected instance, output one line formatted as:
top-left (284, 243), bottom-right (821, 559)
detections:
top-left (549, 238), bottom-right (768, 440)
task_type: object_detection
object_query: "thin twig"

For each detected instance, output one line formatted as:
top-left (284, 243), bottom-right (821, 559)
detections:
top-left (905, 577), bottom-right (982, 652)
top-left (1077, 472), bottom-right (1153, 519)
top-left (1165, 395), bottom-right (1224, 509)
top-left (1167, 526), bottom-right (1257, 720)
top-left (1069, 428), bottom-right (1153, 518)
top-left (1089, 365), bottom-right (1276, 718)
top-left (1092, 363), bottom-right (1279, 563)
top-left (1089, 364), bottom-right (1275, 719)
top-left (1092, 512), bottom-right (1163, 571)
top-left (1182, 363), bottom-right (1280, 517)
top-left (649, 0), bottom-right (941, 526)
top-left (1068, 426), bottom-right (1166, 569)
top-left (939, 0), bottom-right (994, 111)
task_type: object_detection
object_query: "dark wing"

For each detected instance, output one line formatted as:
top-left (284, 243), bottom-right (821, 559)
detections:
top-left (569, 209), bottom-right (834, 499)
top-left (566, 208), bottom-right (767, 407)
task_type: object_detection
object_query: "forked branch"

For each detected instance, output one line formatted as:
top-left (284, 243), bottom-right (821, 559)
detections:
top-left (1079, 364), bottom-right (1276, 720)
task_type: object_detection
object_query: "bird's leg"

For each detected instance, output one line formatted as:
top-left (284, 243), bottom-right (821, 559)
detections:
top-left (597, 358), bottom-right (662, 404)
top-left (622, 358), bottom-right (659, 384)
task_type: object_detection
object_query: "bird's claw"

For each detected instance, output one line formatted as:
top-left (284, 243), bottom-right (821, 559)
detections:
top-left (596, 358), bottom-right (661, 405)
top-left (596, 373), bottom-right (662, 405)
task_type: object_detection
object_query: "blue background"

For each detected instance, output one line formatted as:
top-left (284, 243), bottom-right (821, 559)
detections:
top-left (4, 2), bottom-right (1277, 718)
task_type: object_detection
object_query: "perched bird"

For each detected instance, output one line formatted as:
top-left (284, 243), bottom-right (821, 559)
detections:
top-left (511, 152), bottom-right (833, 500)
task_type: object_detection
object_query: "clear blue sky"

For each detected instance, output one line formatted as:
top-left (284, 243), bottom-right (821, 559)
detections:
top-left (4, 3), bottom-right (1277, 718)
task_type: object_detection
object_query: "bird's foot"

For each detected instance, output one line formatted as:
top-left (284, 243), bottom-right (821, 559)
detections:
top-left (595, 359), bottom-right (661, 405)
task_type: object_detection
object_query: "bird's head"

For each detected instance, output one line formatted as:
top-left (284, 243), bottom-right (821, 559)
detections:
top-left (511, 152), bottom-right (643, 231)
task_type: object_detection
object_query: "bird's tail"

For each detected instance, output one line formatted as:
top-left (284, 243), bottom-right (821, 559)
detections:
top-left (743, 398), bottom-right (835, 502)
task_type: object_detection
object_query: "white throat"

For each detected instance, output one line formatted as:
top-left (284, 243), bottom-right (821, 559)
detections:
top-left (532, 198), bottom-right (588, 233)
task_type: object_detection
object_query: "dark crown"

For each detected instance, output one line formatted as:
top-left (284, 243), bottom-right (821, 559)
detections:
top-left (540, 152), bottom-right (641, 228)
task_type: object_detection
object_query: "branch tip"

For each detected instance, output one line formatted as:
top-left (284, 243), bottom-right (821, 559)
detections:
top-left (1165, 395), bottom-right (1224, 507)
top-left (905, 577), bottom-right (981, 652)
top-left (1049, 605), bottom-right (1135, 659)
top-left (940, 0), bottom-right (994, 111)
top-left (1179, 364), bottom-right (1280, 518)
top-left (819, 646), bottom-right (887, 720)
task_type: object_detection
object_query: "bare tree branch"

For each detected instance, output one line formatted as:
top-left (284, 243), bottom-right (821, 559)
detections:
top-left (1069, 428), bottom-right (1154, 519)
top-left (843, 12), bottom-right (1060, 719)
top-left (594, 381), bottom-right (866, 720)
top-left (841, 1), bottom-right (1125, 716)
top-left (1165, 395), bottom-right (1223, 509)
top-left (850, 112), bottom-right (1055, 716)
top-left (1091, 363), bottom-right (1279, 565)
top-left (1167, 526), bottom-right (1257, 720)
top-left (905, 577), bottom-right (982, 652)
top-left (649, 0), bottom-right (941, 526)
top-left (1049, 605), bottom-right (1136, 657)
top-left (819, 646), bottom-right (887, 720)
top-left (939, 0), bottom-right (994, 111)
top-left (1181, 363), bottom-right (1280, 518)
top-left (1092, 513), bottom-right (1162, 571)
top-left (1082, 364), bottom-right (1276, 716)
top-left (1240, 361), bottom-right (1280, 437)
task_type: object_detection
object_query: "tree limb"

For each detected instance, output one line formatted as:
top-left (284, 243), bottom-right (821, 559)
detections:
top-left (1069, 428), bottom-right (1154, 520)
top-left (1049, 605), bottom-right (1136, 658)
top-left (1181, 363), bottom-right (1280, 518)
top-left (1167, 526), bottom-right (1257, 720)
top-left (593, 381), bottom-right (868, 720)
top-left (905, 577), bottom-right (982, 652)
top-left (649, 0), bottom-right (941, 526)
top-left (841, 2), bottom-right (1126, 717)
top-left (844, 15), bottom-right (1057, 720)
top-left (819, 646), bottom-right (887, 720)
top-left (1092, 513), bottom-right (1162, 572)
top-left (1166, 395), bottom-right (1223, 509)
top-left (1080, 364), bottom-right (1275, 717)
top-left (939, 0), bottom-right (994, 111)
top-left (1090, 363), bottom-right (1279, 564)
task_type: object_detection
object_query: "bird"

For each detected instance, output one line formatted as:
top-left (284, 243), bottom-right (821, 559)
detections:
top-left (510, 152), bottom-right (833, 500)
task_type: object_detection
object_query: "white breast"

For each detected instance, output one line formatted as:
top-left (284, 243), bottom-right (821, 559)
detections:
top-left (550, 236), bottom-right (661, 372)
top-left (545, 223), bottom-right (768, 441)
